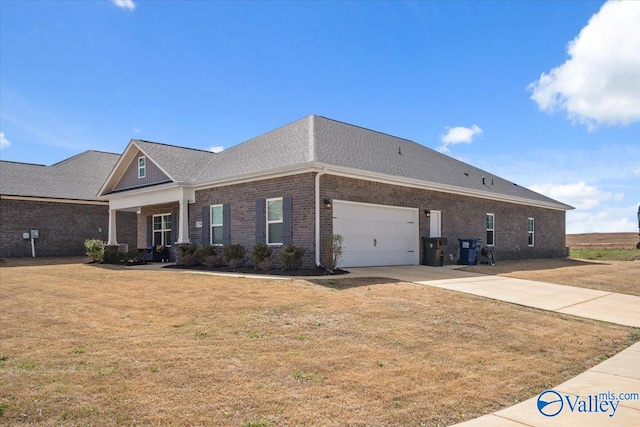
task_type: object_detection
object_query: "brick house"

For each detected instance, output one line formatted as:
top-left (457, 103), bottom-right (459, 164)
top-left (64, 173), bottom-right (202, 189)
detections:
top-left (99, 115), bottom-right (573, 268)
top-left (0, 151), bottom-right (137, 258)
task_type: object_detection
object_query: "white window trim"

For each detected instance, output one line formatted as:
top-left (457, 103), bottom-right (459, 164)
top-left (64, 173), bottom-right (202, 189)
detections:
top-left (210, 204), bottom-right (223, 246)
top-left (138, 156), bottom-right (146, 179)
top-left (528, 217), bottom-right (535, 247)
top-left (486, 213), bottom-right (495, 246)
top-left (266, 197), bottom-right (283, 246)
top-left (153, 213), bottom-right (172, 247)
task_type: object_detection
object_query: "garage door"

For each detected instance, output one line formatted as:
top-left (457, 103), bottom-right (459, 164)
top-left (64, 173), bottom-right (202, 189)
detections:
top-left (333, 200), bottom-right (419, 267)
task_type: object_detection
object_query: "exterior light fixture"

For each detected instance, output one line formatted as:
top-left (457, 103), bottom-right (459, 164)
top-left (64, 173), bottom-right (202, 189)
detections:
top-left (324, 198), bottom-right (332, 209)
top-left (424, 209), bottom-right (431, 217)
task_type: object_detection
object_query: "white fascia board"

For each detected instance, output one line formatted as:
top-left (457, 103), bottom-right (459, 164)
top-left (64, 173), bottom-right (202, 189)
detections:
top-left (318, 164), bottom-right (574, 211)
top-left (104, 183), bottom-right (194, 211)
top-left (1, 195), bottom-right (108, 206)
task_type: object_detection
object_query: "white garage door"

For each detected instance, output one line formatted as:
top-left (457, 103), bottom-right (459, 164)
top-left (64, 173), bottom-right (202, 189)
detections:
top-left (333, 200), bottom-right (419, 268)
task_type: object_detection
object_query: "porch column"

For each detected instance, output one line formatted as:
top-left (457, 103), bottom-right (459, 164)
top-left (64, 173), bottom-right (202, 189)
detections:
top-left (177, 198), bottom-right (190, 244)
top-left (107, 209), bottom-right (118, 245)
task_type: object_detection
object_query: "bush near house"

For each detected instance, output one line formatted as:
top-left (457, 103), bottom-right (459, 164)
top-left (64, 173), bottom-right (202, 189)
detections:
top-left (84, 239), bottom-right (104, 263)
top-left (322, 234), bottom-right (344, 270)
top-left (223, 244), bottom-right (246, 269)
top-left (251, 243), bottom-right (273, 271)
top-left (279, 244), bottom-right (306, 270)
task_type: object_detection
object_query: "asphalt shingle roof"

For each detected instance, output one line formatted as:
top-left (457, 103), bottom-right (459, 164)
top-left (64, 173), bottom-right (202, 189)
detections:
top-left (188, 115), bottom-right (571, 209)
top-left (132, 140), bottom-right (216, 183)
top-left (1, 151), bottom-right (120, 201)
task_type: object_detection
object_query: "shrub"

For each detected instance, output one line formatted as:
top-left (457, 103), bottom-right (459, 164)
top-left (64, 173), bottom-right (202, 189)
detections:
top-left (103, 249), bottom-right (124, 264)
top-left (223, 244), bottom-right (246, 263)
top-left (195, 244), bottom-right (217, 259)
top-left (203, 254), bottom-right (225, 269)
top-left (84, 239), bottom-right (104, 263)
top-left (322, 234), bottom-right (344, 270)
top-left (179, 252), bottom-right (199, 268)
top-left (279, 245), bottom-right (306, 270)
top-left (251, 243), bottom-right (272, 265)
top-left (228, 258), bottom-right (245, 269)
top-left (257, 258), bottom-right (273, 271)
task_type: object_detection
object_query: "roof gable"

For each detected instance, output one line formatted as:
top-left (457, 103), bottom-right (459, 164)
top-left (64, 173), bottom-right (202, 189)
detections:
top-left (99, 139), bottom-right (216, 195)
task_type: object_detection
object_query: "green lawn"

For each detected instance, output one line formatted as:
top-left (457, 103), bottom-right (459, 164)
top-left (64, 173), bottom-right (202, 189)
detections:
top-left (571, 248), bottom-right (640, 261)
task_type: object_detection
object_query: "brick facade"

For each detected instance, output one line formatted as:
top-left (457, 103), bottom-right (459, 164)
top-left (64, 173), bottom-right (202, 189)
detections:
top-left (191, 173), bottom-right (316, 268)
top-left (0, 199), bottom-right (137, 258)
top-left (319, 175), bottom-right (567, 263)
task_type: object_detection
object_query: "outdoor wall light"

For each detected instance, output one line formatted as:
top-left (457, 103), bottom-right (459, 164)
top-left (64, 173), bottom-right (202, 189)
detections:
top-left (324, 198), bottom-right (332, 209)
top-left (424, 209), bottom-right (431, 217)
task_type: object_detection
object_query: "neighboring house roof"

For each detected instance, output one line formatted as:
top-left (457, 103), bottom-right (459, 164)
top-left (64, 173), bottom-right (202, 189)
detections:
top-left (0, 150), bottom-right (120, 201)
top-left (100, 115), bottom-right (573, 210)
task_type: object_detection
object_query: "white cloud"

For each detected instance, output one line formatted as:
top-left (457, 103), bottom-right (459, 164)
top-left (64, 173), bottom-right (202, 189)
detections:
top-left (438, 124), bottom-right (482, 153)
top-left (112, 0), bottom-right (136, 11)
top-left (208, 145), bottom-right (224, 153)
top-left (566, 203), bottom-right (639, 233)
top-left (528, 181), bottom-right (612, 210)
top-left (528, 1), bottom-right (640, 128)
top-left (133, 127), bottom-right (142, 134)
top-left (0, 132), bottom-right (11, 150)
top-left (634, 168), bottom-right (640, 176)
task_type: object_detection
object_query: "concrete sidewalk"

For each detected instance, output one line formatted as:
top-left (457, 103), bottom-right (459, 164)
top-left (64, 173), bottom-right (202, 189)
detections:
top-left (451, 341), bottom-right (640, 426)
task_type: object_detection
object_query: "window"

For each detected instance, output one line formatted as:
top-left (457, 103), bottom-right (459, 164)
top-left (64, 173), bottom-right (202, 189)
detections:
top-left (153, 213), bottom-right (171, 246)
top-left (138, 156), bottom-right (146, 179)
top-left (210, 205), bottom-right (223, 246)
top-left (528, 218), bottom-right (535, 246)
top-left (266, 197), bottom-right (283, 245)
top-left (486, 213), bottom-right (495, 246)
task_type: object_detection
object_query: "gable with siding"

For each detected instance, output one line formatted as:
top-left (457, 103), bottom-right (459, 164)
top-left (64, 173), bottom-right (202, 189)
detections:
top-left (112, 149), bottom-right (172, 192)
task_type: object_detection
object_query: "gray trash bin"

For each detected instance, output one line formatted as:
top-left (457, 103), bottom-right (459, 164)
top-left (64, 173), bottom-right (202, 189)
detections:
top-left (423, 237), bottom-right (447, 266)
top-left (458, 238), bottom-right (481, 265)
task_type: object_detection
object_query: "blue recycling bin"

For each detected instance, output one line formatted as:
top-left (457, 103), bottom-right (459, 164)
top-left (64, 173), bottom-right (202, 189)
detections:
top-left (458, 238), bottom-right (482, 265)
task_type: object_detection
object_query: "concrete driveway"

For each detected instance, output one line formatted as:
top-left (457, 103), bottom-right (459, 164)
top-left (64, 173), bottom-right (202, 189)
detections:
top-left (346, 265), bottom-right (640, 328)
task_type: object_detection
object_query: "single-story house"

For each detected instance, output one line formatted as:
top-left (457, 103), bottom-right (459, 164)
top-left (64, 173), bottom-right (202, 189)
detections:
top-left (98, 115), bottom-right (573, 268)
top-left (0, 151), bottom-right (137, 258)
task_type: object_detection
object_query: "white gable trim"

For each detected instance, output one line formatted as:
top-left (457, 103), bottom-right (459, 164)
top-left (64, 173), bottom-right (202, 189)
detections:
top-left (98, 140), bottom-right (177, 197)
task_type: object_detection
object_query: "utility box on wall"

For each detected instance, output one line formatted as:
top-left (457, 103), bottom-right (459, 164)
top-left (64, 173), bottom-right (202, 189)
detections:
top-left (30, 229), bottom-right (40, 239)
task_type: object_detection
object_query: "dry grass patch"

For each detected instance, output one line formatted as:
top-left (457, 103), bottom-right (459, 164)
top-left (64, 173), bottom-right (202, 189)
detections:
top-left (465, 258), bottom-right (640, 297)
top-left (0, 263), bottom-right (637, 426)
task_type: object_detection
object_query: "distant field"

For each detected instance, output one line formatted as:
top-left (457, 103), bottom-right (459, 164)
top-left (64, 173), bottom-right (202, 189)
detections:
top-left (567, 232), bottom-right (638, 249)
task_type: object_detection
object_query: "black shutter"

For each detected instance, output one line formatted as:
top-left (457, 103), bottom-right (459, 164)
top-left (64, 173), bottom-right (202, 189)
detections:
top-left (146, 216), bottom-right (153, 247)
top-left (255, 199), bottom-right (265, 244)
top-left (223, 203), bottom-right (231, 245)
top-left (201, 206), bottom-right (210, 245)
top-left (282, 196), bottom-right (293, 245)
top-left (170, 213), bottom-right (177, 245)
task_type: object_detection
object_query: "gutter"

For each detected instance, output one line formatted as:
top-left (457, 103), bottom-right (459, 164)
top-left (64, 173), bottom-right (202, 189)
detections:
top-left (315, 167), bottom-right (327, 267)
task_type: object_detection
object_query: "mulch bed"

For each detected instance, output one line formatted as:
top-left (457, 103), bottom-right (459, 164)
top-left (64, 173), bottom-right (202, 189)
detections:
top-left (164, 264), bottom-right (349, 276)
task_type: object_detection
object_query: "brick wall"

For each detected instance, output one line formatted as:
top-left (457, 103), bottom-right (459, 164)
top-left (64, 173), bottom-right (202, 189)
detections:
top-left (319, 175), bottom-right (567, 263)
top-left (191, 173), bottom-right (317, 268)
top-left (0, 199), bottom-right (138, 258)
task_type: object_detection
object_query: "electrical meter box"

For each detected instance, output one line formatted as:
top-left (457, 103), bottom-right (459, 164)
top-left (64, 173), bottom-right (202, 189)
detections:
top-left (30, 229), bottom-right (40, 239)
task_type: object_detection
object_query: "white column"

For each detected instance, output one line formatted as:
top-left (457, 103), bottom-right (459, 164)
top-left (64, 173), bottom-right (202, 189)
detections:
top-left (177, 198), bottom-right (190, 244)
top-left (107, 208), bottom-right (118, 245)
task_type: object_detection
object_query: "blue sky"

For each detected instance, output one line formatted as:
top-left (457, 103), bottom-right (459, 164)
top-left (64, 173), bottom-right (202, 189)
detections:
top-left (1, 0), bottom-right (638, 233)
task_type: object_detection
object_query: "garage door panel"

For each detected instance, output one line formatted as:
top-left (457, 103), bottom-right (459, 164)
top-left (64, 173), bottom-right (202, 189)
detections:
top-left (333, 201), bottom-right (419, 268)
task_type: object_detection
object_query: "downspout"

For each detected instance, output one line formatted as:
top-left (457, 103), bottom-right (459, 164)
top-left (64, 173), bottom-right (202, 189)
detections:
top-left (315, 167), bottom-right (327, 267)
